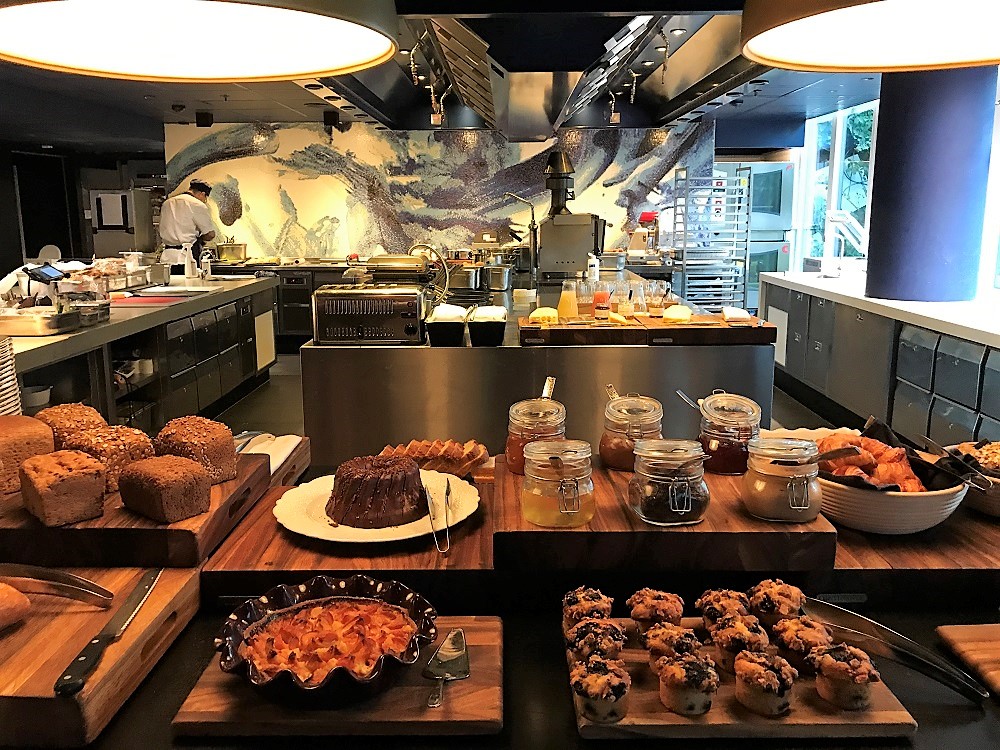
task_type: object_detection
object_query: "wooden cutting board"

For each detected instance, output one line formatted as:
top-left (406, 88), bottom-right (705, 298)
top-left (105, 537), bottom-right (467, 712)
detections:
top-left (936, 624), bottom-right (1000, 696)
top-left (172, 615), bottom-right (503, 737)
top-left (519, 317), bottom-right (647, 346)
top-left (643, 315), bottom-right (778, 346)
top-left (0, 453), bottom-right (269, 567)
top-left (0, 567), bottom-right (199, 748)
top-left (570, 618), bottom-right (916, 740)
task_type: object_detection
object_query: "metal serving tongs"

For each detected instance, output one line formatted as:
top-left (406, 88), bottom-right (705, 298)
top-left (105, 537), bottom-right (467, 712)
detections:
top-left (429, 478), bottom-right (451, 555)
top-left (0, 564), bottom-right (113, 609)
top-left (921, 434), bottom-right (997, 492)
top-left (803, 597), bottom-right (989, 703)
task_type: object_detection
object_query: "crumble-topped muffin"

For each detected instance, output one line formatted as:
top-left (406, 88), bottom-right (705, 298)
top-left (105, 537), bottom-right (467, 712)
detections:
top-left (734, 650), bottom-right (798, 716)
top-left (627, 588), bottom-right (684, 632)
top-left (694, 588), bottom-right (751, 631)
top-left (565, 618), bottom-right (627, 661)
top-left (570, 655), bottom-right (632, 724)
top-left (747, 579), bottom-right (806, 629)
top-left (712, 613), bottom-right (770, 673)
top-left (654, 652), bottom-right (720, 716)
top-left (807, 643), bottom-right (881, 710)
top-left (562, 586), bottom-right (613, 636)
top-left (771, 615), bottom-right (833, 673)
top-left (643, 622), bottom-right (702, 670)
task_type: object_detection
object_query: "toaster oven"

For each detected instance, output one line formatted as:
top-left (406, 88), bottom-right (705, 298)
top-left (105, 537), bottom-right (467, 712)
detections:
top-left (312, 284), bottom-right (427, 345)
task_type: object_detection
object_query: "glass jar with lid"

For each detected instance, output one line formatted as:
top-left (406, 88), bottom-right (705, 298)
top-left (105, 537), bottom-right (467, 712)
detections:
top-left (505, 398), bottom-right (567, 475)
top-left (521, 440), bottom-right (595, 528)
top-left (698, 391), bottom-right (762, 475)
top-left (628, 439), bottom-right (710, 526)
top-left (741, 438), bottom-right (822, 522)
top-left (599, 395), bottom-right (664, 471)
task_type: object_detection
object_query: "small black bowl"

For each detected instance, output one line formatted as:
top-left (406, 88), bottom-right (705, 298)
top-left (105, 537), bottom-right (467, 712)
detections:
top-left (427, 320), bottom-right (467, 346)
top-left (216, 574), bottom-right (437, 705)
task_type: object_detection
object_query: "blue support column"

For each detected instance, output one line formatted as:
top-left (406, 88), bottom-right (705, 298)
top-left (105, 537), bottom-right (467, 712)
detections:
top-left (866, 65), bottom-right (997, 301)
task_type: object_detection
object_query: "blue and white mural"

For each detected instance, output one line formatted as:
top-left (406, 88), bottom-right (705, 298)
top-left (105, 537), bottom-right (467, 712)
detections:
top-left (164, 121), bottom-right (714, 258)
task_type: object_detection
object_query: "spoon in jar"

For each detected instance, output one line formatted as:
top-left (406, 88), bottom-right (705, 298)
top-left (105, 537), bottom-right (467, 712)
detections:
top-left (675, 390), bottom-right (700, 411)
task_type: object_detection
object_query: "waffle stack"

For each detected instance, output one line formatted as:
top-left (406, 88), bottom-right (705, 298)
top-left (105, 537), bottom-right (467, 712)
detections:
top-left (377, 439), bottom-right (489, 477)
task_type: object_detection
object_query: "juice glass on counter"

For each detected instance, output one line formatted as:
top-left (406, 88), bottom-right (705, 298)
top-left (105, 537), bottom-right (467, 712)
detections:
top-left (576, 282), bottom-right (595, 316)
top-left (593, 282), bottom-right (611, 321)
top-left (505, 397), bottom-right (567, 475)
top-left (521, 440), bottom-right (595, 528)
top-left (557, 280), bottom-right (579, 320)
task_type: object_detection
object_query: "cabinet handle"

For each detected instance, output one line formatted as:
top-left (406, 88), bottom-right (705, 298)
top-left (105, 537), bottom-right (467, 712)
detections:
top-left (818, 299), bottom-right (825, 306)
top-left (856, 313), bottom-right (864, 322)
top-left (793, 333), bottom-right (802, 342)
top-left (814, 342), bottom-right (823, 352)
top-left (796, 293), bottom-right (804, 301)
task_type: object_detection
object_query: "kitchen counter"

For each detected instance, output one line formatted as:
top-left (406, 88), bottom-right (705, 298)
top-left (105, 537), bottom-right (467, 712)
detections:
top-left (760, 272), bottom-right (1000, 349)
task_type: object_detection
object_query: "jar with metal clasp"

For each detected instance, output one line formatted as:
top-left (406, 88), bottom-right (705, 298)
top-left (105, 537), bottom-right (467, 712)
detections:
top-left (698, 391), bottom-right (762, 475)
top-left (742, 438), bottom-right (822, 522)
top-left (505, 398), bottom-right (567, 475)
top-left (521, 440), bottom-right (595, 528)
top-left (628, 439), bottom-right (710, 526)
top-left (599, 395), bottom-right (664, 471)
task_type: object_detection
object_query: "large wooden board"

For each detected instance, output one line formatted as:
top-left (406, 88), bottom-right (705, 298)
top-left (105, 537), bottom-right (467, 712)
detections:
top-left (936, 624), bottom-right (1000, 697)
top-left (172, 616), bottom-right (503, 737)
top-left (642, 315), bottom-right (777, 345)
top-left (492, 458), bottom-right (838, 571)
top-left (0, 454), bottom-right (269, 567)
top-left (571, 618), bottom-right (916, 740)
top-left (519, 317), bottom-right (647, 346)
top-left (0, 567), bottom-right (199, 747)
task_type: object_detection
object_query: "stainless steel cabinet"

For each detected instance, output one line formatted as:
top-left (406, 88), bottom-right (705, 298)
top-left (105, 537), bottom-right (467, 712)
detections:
top-left (897, 325), bottom-right (939, 391)
top-left (827, 305), bottom-right (896, 421)
top-left (892, 379), bottom-right (932, 444)
top-left (803, 296), bottom-right (835, 393)
top-left (196, 356), bottom-right (221, 411)
top-left (934, 336), bottom-right (985, 410)
top-left (785, 290), bottom-right (809, 378)
top-left (165, 318), bottom-right (196, 375)
top-left (930, 396), bottom-right (978, 445)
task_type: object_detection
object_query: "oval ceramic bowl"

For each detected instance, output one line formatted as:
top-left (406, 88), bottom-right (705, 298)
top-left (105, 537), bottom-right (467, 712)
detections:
top-left (217, 574), bottom-right (437, 703)
top-left (818, 477), bottom-right (968, 534)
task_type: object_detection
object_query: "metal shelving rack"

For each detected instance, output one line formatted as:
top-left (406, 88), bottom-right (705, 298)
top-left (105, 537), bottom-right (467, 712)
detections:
top-left (668, 167), bottom-right (750, 312)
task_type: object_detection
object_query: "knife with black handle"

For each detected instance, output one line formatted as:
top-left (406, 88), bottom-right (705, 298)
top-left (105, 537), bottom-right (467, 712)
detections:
top-left (53, 568), bottom-right (161, 697)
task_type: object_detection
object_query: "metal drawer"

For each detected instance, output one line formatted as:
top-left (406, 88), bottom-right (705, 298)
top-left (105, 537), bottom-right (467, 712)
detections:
top-left (220, 344), bottom-right (243, 394)
top-left (828, 306), bottom-right (896, 421)
top-left (981, 349), bottom-right (1000, 420)
top-left (897, 325), bottom-right (939, 391)
top-left (978, 415), bottom-right (1000, 442)
top-left (929, 396), bottom-right (978, 446)
top-left (891, 379), bottom-right (932, 445)
top-left (165, 318), bottom-right (196, 376)
top-left (807, 296), bottom-right (835, 343)
top-left (934, 336), bottom-right (985, 410)
top-left (763, 283), bottom-right (790, 312)
top-left (784, 290), bottom-right (809, 378)
top-left (216, 303), bottom-right (239, 351)
top-left (196, 356), bottom-right (222, 411)
top-left (192, 310), bottom-right (219, 363)
top-left (163, 367), bottom-right (199, 421)
top-left (803, 337), bottom-right (831, 394)
top-left (240, 337), bottom-right (256, 379)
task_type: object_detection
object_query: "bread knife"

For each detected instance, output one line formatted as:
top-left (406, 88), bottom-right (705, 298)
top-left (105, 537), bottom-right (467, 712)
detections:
top-left (54, 568), bottom-right (161, 696)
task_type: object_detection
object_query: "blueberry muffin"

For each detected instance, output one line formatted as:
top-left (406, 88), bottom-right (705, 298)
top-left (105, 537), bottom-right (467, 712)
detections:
top-left (562, 586), bottom-right (614, 636)
top-left (694, 588), bottom-right (751, 633)
top-left (654, 653), bottom-right (720, 716)
top-left (711, 613), bottom-right (770, 673)
top-left (734, 650), bottom-right (798, 717)
top-left (643, 622), bottom-right (702, 671)
top-left (807, 643), bottom-right (881, 710)
top-left (569, 655), bottom-right (632, 724)
top-left (771, 615), bottom-right (833, 673)
top-left (627, 588), bottom-right (684, 633)
top-left (747, 579), bottom-right (806, 629)
top-left (566, 618), bottom-right (627, 661)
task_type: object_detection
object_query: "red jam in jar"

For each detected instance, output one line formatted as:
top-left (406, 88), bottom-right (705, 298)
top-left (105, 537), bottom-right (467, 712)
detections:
top-left (697, 391), bottom-right (762, 475)
top-left (505, 398), bottom-right (567, 475)
top-left (598, 395), bottom-right (664, 471)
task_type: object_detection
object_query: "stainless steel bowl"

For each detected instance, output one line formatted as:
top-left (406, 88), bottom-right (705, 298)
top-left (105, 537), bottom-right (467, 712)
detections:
top-left (483, 264), bottom-right (513, 291)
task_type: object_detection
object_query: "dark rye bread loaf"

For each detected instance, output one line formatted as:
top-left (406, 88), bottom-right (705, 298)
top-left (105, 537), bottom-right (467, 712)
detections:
top-left (19, 450), bottom-right (106, 527)
top-left (326, 456), bottom-right (427, 529)
top-left (34, 403), bottom-right (107, 449)
top-left (62, 425), bottom-right (154, 493)
top-left (153, 416), bottom-right (237, 484)
top-left (0, 415), bottom-right (55, 494)
top-left (119, 456), bottom-right (211, 523)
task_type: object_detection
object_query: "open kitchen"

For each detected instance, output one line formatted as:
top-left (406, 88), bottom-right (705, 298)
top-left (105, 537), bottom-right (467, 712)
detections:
top-left (1, 2), bottom-right (999, 749)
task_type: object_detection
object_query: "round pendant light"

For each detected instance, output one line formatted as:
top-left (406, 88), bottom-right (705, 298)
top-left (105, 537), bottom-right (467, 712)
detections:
top-left (0, 0), bottom-right (398, 82)
top-left (742, 0), bottom-right (1000, 73)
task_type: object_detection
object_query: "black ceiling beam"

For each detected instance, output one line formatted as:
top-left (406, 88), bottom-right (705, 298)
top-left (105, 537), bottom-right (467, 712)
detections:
top-left (396, 2), bottom-right (743, 18)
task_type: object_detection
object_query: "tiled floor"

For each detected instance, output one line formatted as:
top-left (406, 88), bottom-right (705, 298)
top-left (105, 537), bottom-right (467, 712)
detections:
top-left (220, 355), bottom-right (828, 436)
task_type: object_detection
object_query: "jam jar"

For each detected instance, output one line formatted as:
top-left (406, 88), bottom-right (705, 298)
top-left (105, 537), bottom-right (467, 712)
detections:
top-left (698, 392), bottom-right (762, 475)
top-left (741, 438), bottom-right (822, 522)
top-left (505, 398), bottom-right (567, 475)
top-left (628, 440), bottom-right (710, 526)
top-left (599, 395), bottom-right (664, 471)
top-left (521, 440), bottom-right (595, 528)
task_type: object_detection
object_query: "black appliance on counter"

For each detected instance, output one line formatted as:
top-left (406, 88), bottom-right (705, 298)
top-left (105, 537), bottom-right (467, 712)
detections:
top-left (536, 151), bottom-right (606, 280)
top-left (312, 284), bottom-right (428, 345)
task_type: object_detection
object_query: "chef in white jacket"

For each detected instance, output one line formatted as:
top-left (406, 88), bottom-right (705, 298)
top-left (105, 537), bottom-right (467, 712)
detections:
top-left (159, 179), bottom-right (216, 274)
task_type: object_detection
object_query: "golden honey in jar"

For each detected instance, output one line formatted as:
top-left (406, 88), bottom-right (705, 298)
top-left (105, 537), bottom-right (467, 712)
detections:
top-left (505, 398), bottom-right (567, 475)
top-left (598, 395), bottom-right (663, 471)
top-left (698, 391), bottom-right (762, 475)
top-left (741, 438), bottom-right (822, 522)
top-left (521, 440), bottom-right (595, 528)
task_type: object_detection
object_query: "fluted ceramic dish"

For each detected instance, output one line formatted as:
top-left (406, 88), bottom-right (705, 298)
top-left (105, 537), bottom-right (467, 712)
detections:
top-left (217, 574), bottom-right (437, 703)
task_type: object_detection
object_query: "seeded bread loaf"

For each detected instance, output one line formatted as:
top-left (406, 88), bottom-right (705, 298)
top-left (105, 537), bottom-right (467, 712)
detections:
top-left (153, 416), bottom-right (237, 484)
top-left (33, 403), bottom-right (107, 449)
top-left (19, 450), bottom-right (106, 527)
top-left (0, 415), bottom-right (55, 494)
top-left (62, 426), bottom-right (154, 492)
top-left (119, 456), bottom-right (211, 523)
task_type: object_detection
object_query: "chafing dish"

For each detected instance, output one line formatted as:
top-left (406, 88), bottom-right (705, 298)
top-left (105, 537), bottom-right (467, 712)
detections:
top-left (313, 284), bottom-right (427, 345)
top-left (0, 309), bottom-right (81, 336)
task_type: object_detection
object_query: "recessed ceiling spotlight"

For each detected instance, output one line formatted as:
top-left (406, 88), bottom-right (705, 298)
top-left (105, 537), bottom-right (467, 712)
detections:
top-left (324, 94), bottom-right (341, 101)
top-left (655, 45), bottom-right (667, 52)
top-left (304, 102), bottom-right (326, 107)
top-left (304, 83), bottom-right (323, 90)
top-left (749, 79), bottom-right (769, 86)
top-left (670, 28), bottom-right (686, 36)
top-left (641, 60), bottom-right (656, 67)
top-left (399, 48), bottom-right (411, 55)
top-left (417, 74), bottom-right (427, 81)
top-left (424, 84), bottom-right (432, 89)
top-left (341, 105), bottom-right (356, 110)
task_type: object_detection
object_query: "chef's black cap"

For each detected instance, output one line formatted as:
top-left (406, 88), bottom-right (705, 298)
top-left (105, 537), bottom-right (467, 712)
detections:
top-left (189, 179), bottom-right (212, 195)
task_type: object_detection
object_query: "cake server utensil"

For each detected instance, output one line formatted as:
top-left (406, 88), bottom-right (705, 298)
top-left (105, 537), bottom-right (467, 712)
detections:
top-left (0, 564), bottom-right (113, 608)
top-left (423, 628), bottom-right (470, 708)
top-left (429, 479), bottom-right (451, 554)
top-left (54, 568), bottom-right (161, 696)
top-left (804, 597), bottom-right (988, 702)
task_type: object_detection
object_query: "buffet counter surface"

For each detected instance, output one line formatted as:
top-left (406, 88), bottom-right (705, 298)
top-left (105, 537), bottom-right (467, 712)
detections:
top-left (760, 272), bottom-right (1000, 349)
top-left (10, 276), bottom-right (278, 372)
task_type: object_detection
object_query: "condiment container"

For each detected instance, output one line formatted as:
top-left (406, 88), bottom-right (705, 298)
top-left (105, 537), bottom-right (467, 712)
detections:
top-left (741, 438), bottom-right (822, 522)
top-left (505, 397), bottom-right (567, 475)
top-left (521, 440), bottom-right (595, 528)
top-left (628, 439), bottom-right (710, 526)
top-left (698, 391), bottom-right (762, 475)
top-left (598, 395), bottom-right (663, 471)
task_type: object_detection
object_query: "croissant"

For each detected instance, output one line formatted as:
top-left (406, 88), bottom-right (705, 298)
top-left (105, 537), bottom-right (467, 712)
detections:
top-left (819, 433), bottom-right (926, 491)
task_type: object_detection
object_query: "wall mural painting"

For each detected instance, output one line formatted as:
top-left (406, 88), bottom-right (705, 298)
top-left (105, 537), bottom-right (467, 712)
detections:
top-left (164, 121), bottom-right (714, 259)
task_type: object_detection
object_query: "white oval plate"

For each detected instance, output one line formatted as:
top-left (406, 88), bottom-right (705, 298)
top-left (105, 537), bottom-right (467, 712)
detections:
top-left (273, 469), bottom-right (480, 543)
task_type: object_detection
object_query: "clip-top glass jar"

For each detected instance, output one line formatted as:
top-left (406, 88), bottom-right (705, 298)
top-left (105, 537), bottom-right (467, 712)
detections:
top-left (698, 392), bottom-right (762, 475)
top-left (599, 395), bottom-right (664, 471)
top-left (505, 398), bottom-right (567, 475)
top-left (742, 438), bottom-right (822, 522)
top-left (628, 439), bottom-right (710, 526)
top-left (521, 440), bottom-right (595, 528)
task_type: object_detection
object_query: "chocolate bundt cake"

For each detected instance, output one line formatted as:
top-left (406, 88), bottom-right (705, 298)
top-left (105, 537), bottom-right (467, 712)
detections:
top-left (326, 456), bottom-right (428, 529)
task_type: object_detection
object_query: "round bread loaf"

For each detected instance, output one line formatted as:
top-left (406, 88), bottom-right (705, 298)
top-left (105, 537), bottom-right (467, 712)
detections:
top-left (326, 456), bottom-right (427, 529)
top-left (153, 417), bottom-right (237, 484)
top-left (34, 403), bottom-right (107, 449)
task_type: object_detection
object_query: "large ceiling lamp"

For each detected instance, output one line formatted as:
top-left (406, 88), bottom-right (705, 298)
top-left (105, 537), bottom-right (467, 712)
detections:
top-left (0, 0), bottom-right (398, 83)
top-left (742, 0), bottom-right (1000, 73)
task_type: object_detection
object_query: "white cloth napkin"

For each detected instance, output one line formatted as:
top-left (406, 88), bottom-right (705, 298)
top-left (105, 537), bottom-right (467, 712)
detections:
top-left (243, 434), bottom-right (302, 475)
